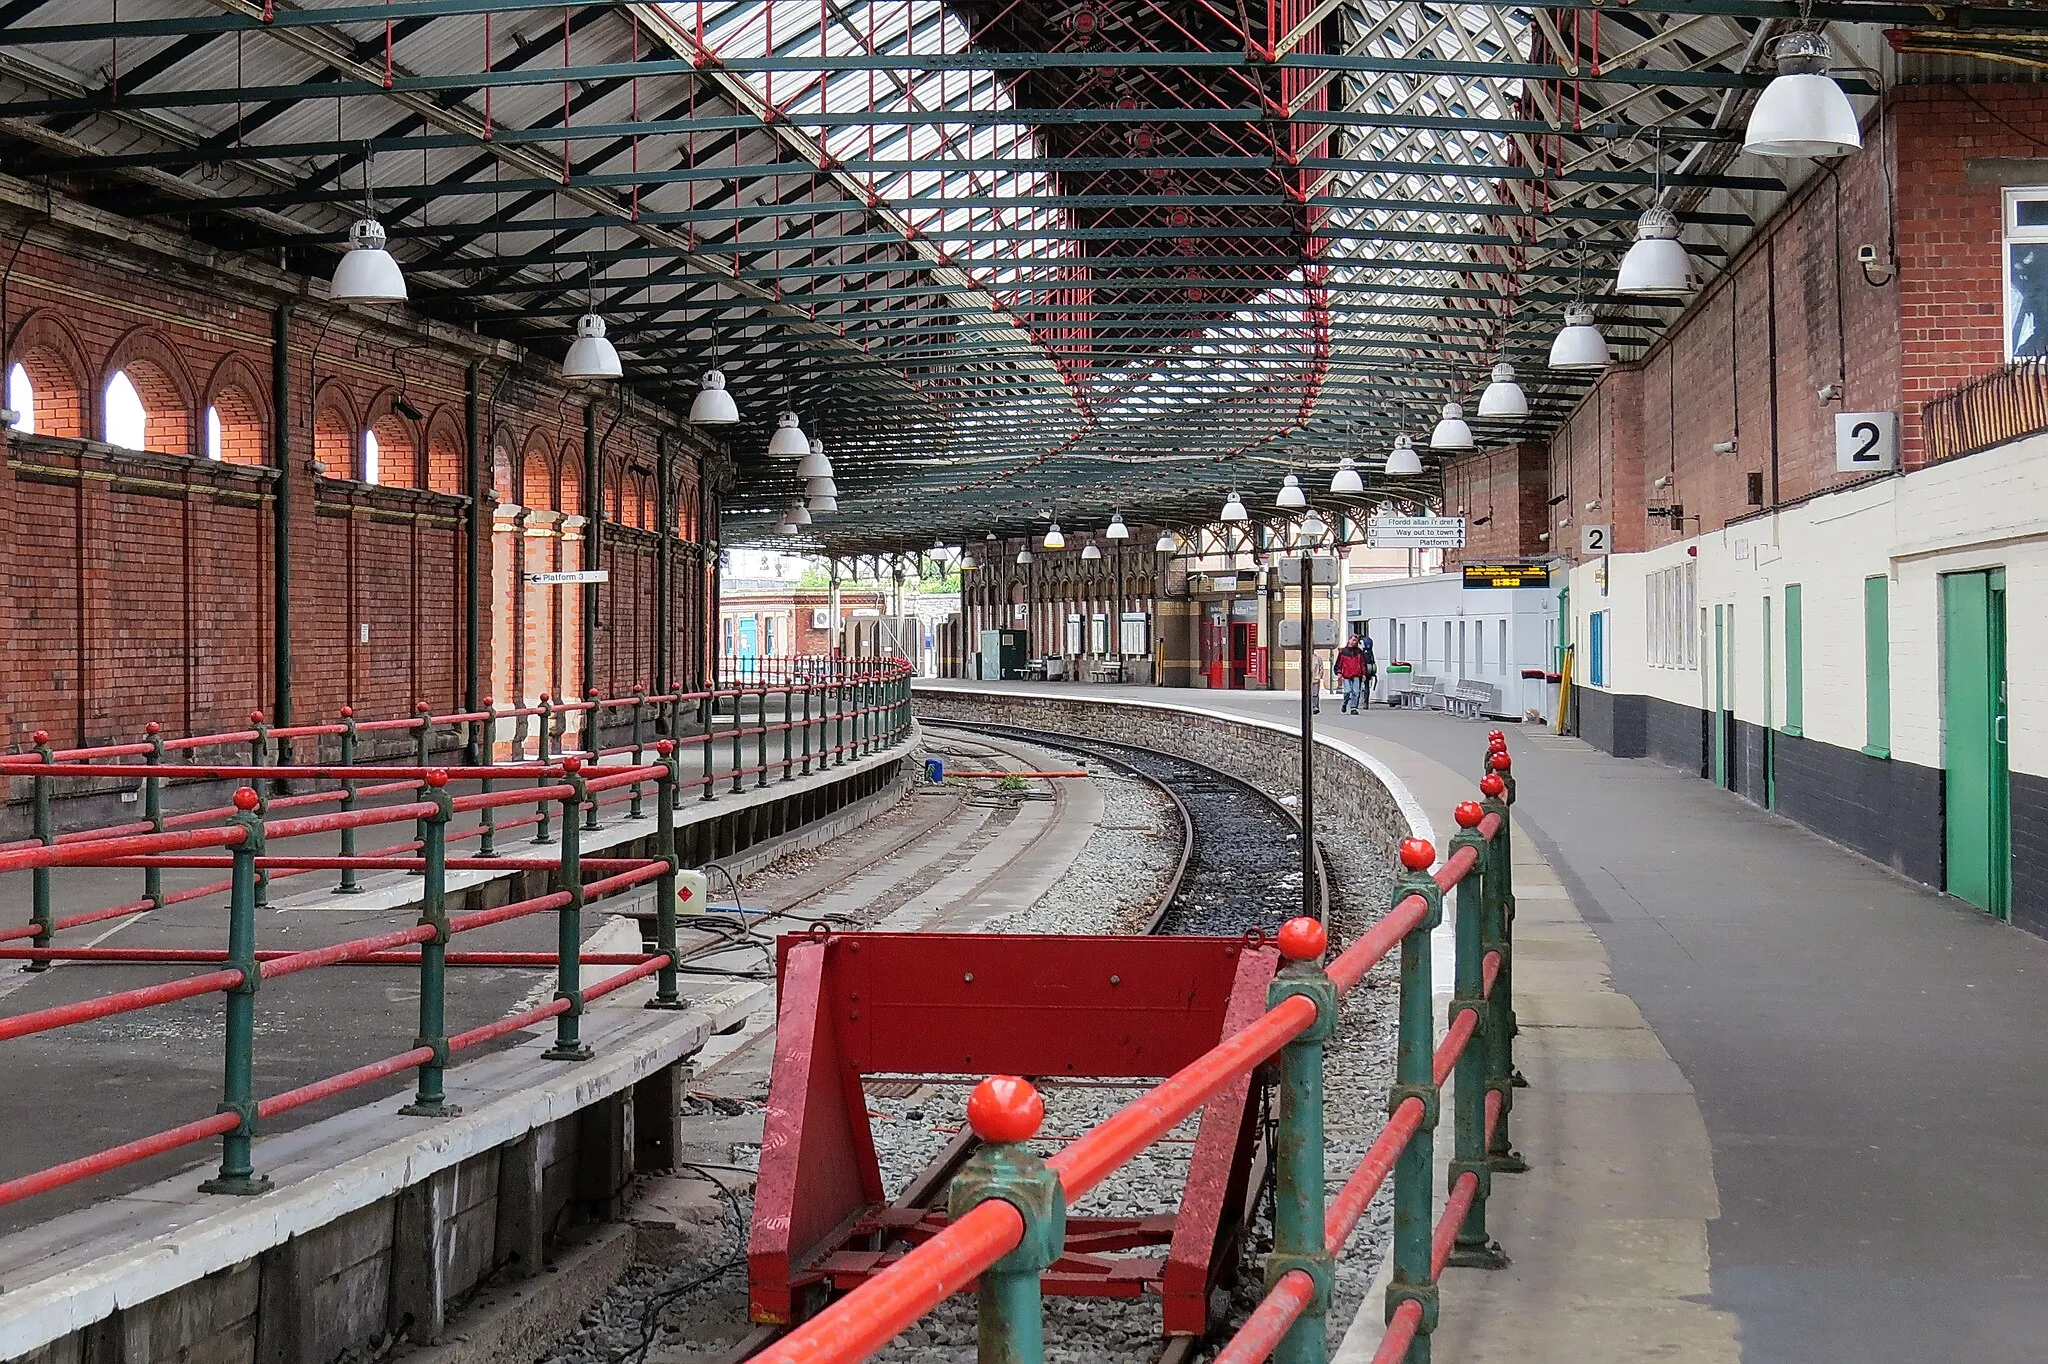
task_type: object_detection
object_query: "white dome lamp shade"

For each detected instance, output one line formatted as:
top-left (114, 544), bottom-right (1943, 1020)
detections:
top-left (1220, 491), bottom-right (1249, 522)
top-left (1016, 546), bottom-right (1035, 565)
top-left (1155, 530), bottom-right (1178, 553)
top-left (1430, 402), bottom-right (1475, 451)
top-left (775, 518), bottom-right (798, 536)
top-left (797, 438), bottom-right (833, 480)
top-left (1276, 474), bottom-right (1307, 510)
top-left (1042, 521), bottom-right (1066, 550)
top-left (1105, 512), bottom-right (1129, 540)
top-left (786, 501), bottom-right (812, 527)
top-left (767, 411), bottom-right (810, 458)
top-left (1477, 362), bottom-right (1529, 419)
top-left (1616, 206), bottom-right (1693, 296)
top-left (331, 218), bottom-right (407, 302)
top-left (1300, 508), bottom-right (1328, 542)
top-left (1081, 539), bottom-right (1103, 560)
top-left (562, 313), bottom-right (622, 383)
top-left (1330, 456), bottom-right (1365, 495)
top-left (1744, 31), bottom-right (1862, 160)
top-left (1549, 302), bottom-right (1612, 371)
top-left (689, 370), bottom-right (740, 424)
top-left (1384, 435), bottom-right (1423, 478)
top-left (960, 548), bottom-right (979, 570)
top-left (806, 474), bottom-right (838, 514)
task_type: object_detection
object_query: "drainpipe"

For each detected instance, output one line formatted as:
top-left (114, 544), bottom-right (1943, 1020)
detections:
top-left (1766, 237), bottom-right (1781, 508)
top-left (270, 303), bottom-right (294, 750)
top-left (655, 433), bottom-right (673, 696)
top-left (464, 361), bottom-right (482, 751)
top-left (582, 401), bottom-right (598, 702)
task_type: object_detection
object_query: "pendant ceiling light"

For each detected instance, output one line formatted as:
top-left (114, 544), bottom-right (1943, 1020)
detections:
top-left (1220, 491), bottom-right (1249, 522)
top-left (689, 369), bottom-right (739, 424)
top-left (1105, 512), bottom-right (1129, 540)
top-left (1330, 456), bottom-right (1365, 495)
top-left (1042, 521), bottom-right (1066, 550)
top-left (806, 474), bottom-right (838, 514)
top-left (1476, 362), bottom-right (1529, 419)
top-left (1081, 539), bottom-right (1102, 560)
top-left (1155, 530), bottom-right (1177, 552)
top-left (1275, 474), bottom-right (1307, 509)
top-left (960, 549), bottom-right (979, 570)
top-left (1017, 546), bottom-right (1035, 564)
top-left (1548, 303), bottom-right (1612, 371)
top-left (1616, 206), bottom-right (1692, 296)
top-left (1430, 402), bottom-right (1475, 451)
top-left (1744, 31), bottom-right (1862, 160)
top-left (786, 501), bottom-right (812, 526)
top-left (775, 518), bottom-right (798, 536)
top-left (1300, 509), bottom-right (1328, 542)
top-left (562, 313), bottom-right (622, 382)
top-left (331, 216), bottom-right (407, 302)
top-left (767, 411), bottom-right (809, 458)
top-left (1384, 435), bottom-right (1423, 478)
top-left (797, 439), bottom-right (833, 480)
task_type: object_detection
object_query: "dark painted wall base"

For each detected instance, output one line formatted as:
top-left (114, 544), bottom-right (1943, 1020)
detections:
top-left (1771, 732), bottom-right (1945, 886)
top-left (2012, 770), bottom-right (2048, 939)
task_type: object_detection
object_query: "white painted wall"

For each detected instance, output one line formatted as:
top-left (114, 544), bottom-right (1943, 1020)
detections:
top-left (1566, 431), bottom-right (2048, 778)
top-left (1346, 571), bottom-right (1563, 708)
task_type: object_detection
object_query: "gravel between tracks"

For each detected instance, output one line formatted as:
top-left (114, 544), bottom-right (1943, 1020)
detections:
top-left (539, 741), bottom-right (1401, 1364)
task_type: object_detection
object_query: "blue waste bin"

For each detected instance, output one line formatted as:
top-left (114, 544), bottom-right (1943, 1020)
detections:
top-left (924, 757), bottom-right (945, 784)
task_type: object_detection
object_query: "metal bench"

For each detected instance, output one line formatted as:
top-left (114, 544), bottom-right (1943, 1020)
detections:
top-left (1445, 680), bottom-right (1500, 719)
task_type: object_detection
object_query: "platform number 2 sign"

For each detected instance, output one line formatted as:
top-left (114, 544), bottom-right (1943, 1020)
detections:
top-left (1835, 412), bottom-right (1899, 473)
top-left (1580, 523), bottom-right (1613, 555)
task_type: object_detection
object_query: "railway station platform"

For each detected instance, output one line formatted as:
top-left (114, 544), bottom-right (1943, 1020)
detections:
top-left (914, 680), bottom-right (2048, 1363)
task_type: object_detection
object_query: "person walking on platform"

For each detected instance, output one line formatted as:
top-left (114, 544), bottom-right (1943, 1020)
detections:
top-left (1336, 637), bottom-right (1370, 714)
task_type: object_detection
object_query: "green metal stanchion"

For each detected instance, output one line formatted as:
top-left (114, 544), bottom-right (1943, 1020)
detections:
top-left (249, 711), bottom-right (272, 907)
top-left (800, 682), bottom-right (813, 776)
top-left (1386, 837), bottom-right (1443, 1362)
top-left (546, 759), bottom-right (593, 1061)
top-left (1446, 802), bottom-right (1509, 1268)
top-left (649, 741), bottom-right (684, 1010)
top-left (335, 708), bottom-right (363, 893)
top-left (756, 689), bottom-right (770, 789)
top-left (26, 731), bottom-right (54, 972)
top-left (402, 771), bottom-right (460, 1116)
top-left (630, 689), bottom-right (647, 819)
top-left (700, 694), bottom-right (716, 802)
top-left (477, 699), bottom-right (498, 857)
top-left (835, 672), bottom-right (847, 766)
top-left (533, 695), bottom-right (556, 845)
top-left (201, 788), bottom-right (271, 1194)
top-left (143, 722), bottom-right (166, 910)
top-left (1268, 918), bottom-right (1339, 1364)
top-left (730, 689), bottom-right (746, 795)
top-left (1480, 769), bottom-right (1528, 1172)
top-left (949, 1077), bottom-right (1064, 1364)
top-left (782, 684), bottom-right (794, 781)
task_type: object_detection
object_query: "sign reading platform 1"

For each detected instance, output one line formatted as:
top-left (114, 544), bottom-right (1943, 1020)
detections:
top-left (1462, 562), bottom-right (1550, 589)
top-left (526, 570), bottom-right (610, 586)
top-left (1367, 514), bottom-right (1466, 549)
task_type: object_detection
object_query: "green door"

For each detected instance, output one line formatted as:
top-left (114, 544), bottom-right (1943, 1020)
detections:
top-left (1942, 570), bottom-right (2010, 919)
top-left (1712, 605), bottom-right (1727, 786)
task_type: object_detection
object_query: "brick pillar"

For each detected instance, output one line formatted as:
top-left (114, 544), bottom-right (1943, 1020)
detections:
top-left (522, 509), bottom-right (562, 711)
top-left (492, 501), bottom-right (524, 753)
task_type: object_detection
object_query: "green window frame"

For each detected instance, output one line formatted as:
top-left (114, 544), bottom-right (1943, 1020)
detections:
top-left (1783, 584), bottom-right (1803, 737)
top-left (1864, 574), bottom-right (1891, 758)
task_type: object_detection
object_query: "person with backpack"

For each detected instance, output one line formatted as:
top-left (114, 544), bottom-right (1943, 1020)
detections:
top-left (1336, 637), bottom-right (1370, 714)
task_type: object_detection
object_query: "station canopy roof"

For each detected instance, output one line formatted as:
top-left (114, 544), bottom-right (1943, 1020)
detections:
top-left (0, 0), bottom-right (2025, 551)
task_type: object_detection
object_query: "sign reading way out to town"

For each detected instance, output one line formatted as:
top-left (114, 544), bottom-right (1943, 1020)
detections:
top-left (1366, 514), bottom-right (1466, 549)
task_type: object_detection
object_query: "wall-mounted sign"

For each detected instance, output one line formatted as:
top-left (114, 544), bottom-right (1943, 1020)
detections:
top-left (1580, 523), bottom-right (1613, 555)
top-left (1835, 411), bottom-right (1899, 473)
top-left (1367, 514), bottom-right (1466, 549)
top-left (1462, 562), bottom-right (1550, 589)
top-left (526, 569), bottom-right (609, 586)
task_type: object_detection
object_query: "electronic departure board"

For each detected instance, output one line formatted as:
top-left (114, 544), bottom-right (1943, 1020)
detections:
top-left (1462, 563), bottom-right (1550, 589)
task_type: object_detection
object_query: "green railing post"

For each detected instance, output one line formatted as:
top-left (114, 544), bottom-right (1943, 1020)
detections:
top-left (477, 698), bottom-right (498, 857)
top-left (649, 740), bottom-right (684, 1010)
top-left (756, 689), bottom-right (770, 789)
top-left (201, 788), bottom-right (271, 1195)
top-left (26, 731), bottom-right (54, 971)
top-left (546, 759), bottom-right (593, 1061)
top-left (630, 688), bottom-right (647, 819)
top-left (671, 694), bottom-right (688, 809)
top-left (800, 681), bottom-right (814, 776)
top-left (699, 694), bottom-right (716, 802)
top-left (249, 710), bottom-right (272, 907)
top-left (730, 688), bottom-right (746, 795)
top-left (1446, 803), bottom-right (1508, 1269)
top-left (583, 706), bottom-right (603, 832)
top-left (334, 708), bottom-right (363, 893)
top-left (1386, 837), bottom-right (1444, 1361)
top-left (411, 702), bottom-right (433, 874)
top-left (143, 722), bottom-right (166, 910)
top-left (1268, 918), bottom-right (1339, 1364)
top-left (533, 695), bottom-right (556, 845)
top-left (948, 1077), bottom-right (1064, 1364)
top-left (1480, 769), bottom-right (1529, 1173)
top-left (402, 771), bottom-right (460, 1116)
top-left (834, 670), bottom-right (847, 766)
top-left (781, 684), bottom-right (794, 781)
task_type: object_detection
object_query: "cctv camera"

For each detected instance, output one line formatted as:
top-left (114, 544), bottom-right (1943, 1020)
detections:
top-left (1856, 244), bottom-right (1878, 264)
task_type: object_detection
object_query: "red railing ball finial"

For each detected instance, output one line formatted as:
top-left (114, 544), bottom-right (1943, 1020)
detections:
top-left (426, 769), bottom-right (449, 788)
top-left (1454, 800), bottom-right (1485, 829)
top-left (966, 1075), bottom-right (1043, 1144)
top-left (417, 701), bottom-right (431, 715)
top-left (656, 738), bottom-right (675, 756)
top-left (250, 709), bottom-right (264, 725)
top-left (1487, 734), bottom-right (1508, 754)
top-left (340, 705), bottom-right (354, 719)
top-left (1489, 751), bottom-right (1512, 772)
top-left (1398, 837), bottom-right (1435, 870)
top-left (145, 722), bottom-right (161, 736)
top-left (1480, 773), bottom-right (1506, 798)
top-left (562, 754), bottom-right (584, 773)
top-left (233, 787), bottom-right (261, 812)
top-left (1487, 728), bottom-right (1505, 743)
top-left (483, 695), bottom-right (495, 707)
top-left (32, 730), bottom-right (48, 746)
top-left (539, 691), bottom-right (551, 703)
top-left (1277, 916), bottom-right (1327, 962)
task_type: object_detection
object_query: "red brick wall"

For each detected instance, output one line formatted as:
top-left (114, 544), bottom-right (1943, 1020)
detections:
top-left (0, 217), bottom-right (723, 750)
top-left (1439, 443), bottom-right (1550, 567)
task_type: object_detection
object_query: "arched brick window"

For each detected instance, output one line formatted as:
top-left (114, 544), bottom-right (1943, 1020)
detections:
top-left (6, 311), bottom-right (90, 439)
top-left (559, 451), bottom-right (583, 520)
top-left (521, 440), bottom-right (556, 511)
top-left (6, 361), bottom-right (35, 434)
top-left (425, 416), bottom-right (463, 494)
top-left (367, 411), bottom-right (418, 487)
top-left (492, 443), bottom-right (514, 503)
top-left (102, 339), bottom-right (192, 454)
top-left (204, 383), bottom-right (266, 466)
top-left (314, 387), bottom-right (355, 478)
